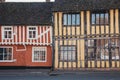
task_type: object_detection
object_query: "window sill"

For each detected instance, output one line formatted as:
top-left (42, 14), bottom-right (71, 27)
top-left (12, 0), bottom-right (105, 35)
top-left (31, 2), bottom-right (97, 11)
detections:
top-left (0, 59), bottom-right (16, 62)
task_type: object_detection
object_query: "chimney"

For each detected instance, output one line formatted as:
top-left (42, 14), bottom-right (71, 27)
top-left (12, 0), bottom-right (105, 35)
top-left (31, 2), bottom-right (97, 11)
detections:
top-left (46, 0), bottom-right (50, 2)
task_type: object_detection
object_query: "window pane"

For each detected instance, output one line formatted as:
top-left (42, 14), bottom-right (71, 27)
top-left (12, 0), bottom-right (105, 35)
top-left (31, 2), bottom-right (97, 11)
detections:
top-left (0, 48), bottom-right (3, 60)
top-left (4, 31), bottom-right (7, 38)
top-left (63, 14), bottom-right (67, 25)
top-left (100, 14), bottom-right (104, 24)
top-left (92, 14), bottom-right (95, 24)
top-left (68, 14), bottom-right (71, 25)
top-left (88, 40), bottom-right (95, 47)
top-left (76, 14), bottom-right (80, 25)
top-left (105, 13), bottom-right (108, 24)
top-left (96, 14), bottom-right (99, 24)
top-left (33, 31), bottom-right (36, 38)
top-left (8, 31), bottom-right (12, 38)
top-left (72, 14), bottom-right (75, 25)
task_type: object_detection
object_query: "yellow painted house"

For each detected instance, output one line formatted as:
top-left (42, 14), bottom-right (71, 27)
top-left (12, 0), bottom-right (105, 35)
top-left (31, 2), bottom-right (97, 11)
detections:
top-left (52, 0), bottom-right (120, 70)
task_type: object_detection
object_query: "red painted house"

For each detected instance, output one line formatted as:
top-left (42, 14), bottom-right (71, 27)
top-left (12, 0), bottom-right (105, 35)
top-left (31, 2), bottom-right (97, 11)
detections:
top-left (0, 2), bottom-right (53, 68)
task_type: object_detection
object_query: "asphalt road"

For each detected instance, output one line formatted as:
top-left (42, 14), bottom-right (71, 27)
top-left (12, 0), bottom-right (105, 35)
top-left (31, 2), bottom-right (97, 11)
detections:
top-left (0, 69), bottom-right (120, 80)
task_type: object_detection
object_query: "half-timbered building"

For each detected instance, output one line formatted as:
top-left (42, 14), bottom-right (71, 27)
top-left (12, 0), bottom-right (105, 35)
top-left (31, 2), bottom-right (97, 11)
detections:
top-left (53, 0), bottom-right (120, 70)
top-left (1, 0), bottom-right (120, 70)
top-left (0, 2), bottom-right (53, 68)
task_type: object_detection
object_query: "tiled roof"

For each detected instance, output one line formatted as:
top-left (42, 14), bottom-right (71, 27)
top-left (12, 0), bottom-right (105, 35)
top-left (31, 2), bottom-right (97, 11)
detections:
top-left (0, 0), bottom-right (120, 25)
top-left (0, 2), bottom-right (53, 25)
top-left (53, 0), bottom-right (120, 12)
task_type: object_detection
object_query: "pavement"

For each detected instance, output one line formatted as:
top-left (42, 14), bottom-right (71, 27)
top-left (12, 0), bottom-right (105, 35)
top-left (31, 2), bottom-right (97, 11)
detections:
top-left (0, 69), bottom-right (120, 80)
top-left (0, 69), bottom-right (51, 76)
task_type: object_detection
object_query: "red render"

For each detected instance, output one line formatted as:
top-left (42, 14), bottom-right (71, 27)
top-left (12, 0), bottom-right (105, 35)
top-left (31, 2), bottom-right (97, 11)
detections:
top-left (0, 45), bottom-right (52, 67)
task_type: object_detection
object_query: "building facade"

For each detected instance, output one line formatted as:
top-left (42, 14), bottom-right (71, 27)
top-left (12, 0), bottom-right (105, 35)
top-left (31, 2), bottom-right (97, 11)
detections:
top-left (0, 3), bottom-right (53, 68)
top-left (0, 0), bottom-right (120, 70)
top-left (53, 0), bottom-right (120, 70)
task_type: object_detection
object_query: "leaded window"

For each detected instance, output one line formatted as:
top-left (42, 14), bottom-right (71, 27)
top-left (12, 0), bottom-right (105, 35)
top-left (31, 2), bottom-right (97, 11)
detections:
top-left (63, 13), bottom-right (80, 26)
top-left (91, 12), bottom-right (109, 25)
top-left (32, 47), bottom-right (46, 62)
top-left (60, 46), bottom-right (76, 62)
top-left (0, 47), bottom-right (13, 61)
top-left (87, 39), bottom-right (119, 60)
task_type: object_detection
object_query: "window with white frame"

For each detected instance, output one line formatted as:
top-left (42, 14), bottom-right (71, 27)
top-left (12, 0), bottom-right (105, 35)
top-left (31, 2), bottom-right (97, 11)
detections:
top-left (28, 26), bottom-right (37, 39)
top-left (0, 47), bottom-right (13, 61)
top-left (2, 27), bottom-right (13, 39)
top-left (32, 47), bottom-right (47, 62)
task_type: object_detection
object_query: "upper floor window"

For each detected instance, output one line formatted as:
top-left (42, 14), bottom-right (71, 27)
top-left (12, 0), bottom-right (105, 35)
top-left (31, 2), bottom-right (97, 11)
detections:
top-left (28, 26), bottom-right (37, 39)
top-left (91, 12), bottom-right (109, 25)
top-left (2, 26), bottom-right (13, 39)
top-left (63, 13), bottom-right (80, 26)
top-left (0, 47), bottom-right (13, 61)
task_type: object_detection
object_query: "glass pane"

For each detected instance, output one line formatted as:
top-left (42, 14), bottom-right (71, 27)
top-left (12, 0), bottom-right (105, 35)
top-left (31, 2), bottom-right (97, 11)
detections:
top-left (29, 31), bottom-right (32, 38)
top-left (92, 14), bottom-right (95, 24)
top-left (101, 47), bottom-right (109, 60)
top-left (100, 14), bottom-right (104, 24)
top-left (63, 14), bottom-right (67, 25)
top-left (63, 51), bottom-right (67, 60)
top-left (68, 14), bottom-right (71, 25)
top-left (0, 48), bottom-right (3, 53)
top-left (72, 51), bottom-right (76, 60)
top-left (96, 14), bottom-right (99, 24)
top-left (105, 13), bottom-right (108, 24)
top-left (88, 40), bottom-right (94, 47)
top-left (0, 48), bottom-right (3, 60)
top-left (8, 31), bottom-right (12, 38)
top-left (72, 14), bottom-right (75, 25)
top-left (76, 14), bottom-right (80, 25)
top-left (88, 48), bottom-right (94, 59)
top-left (4, 31), bottom-right (7, 38)
top-left (33, 31), bottom-right (36, 38)
top-left (60, 51), bottom-right (64, 60)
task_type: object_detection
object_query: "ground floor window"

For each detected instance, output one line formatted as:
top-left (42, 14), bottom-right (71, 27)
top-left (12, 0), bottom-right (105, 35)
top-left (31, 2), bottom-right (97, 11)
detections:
top-left (32, 47), bottom-right (47, 62)
top-left (60, 46), bottom-right (76, 62)
top-left (87, 38), bottom-right (119, 60)
top-left (0, 47), bottom-right (13, 61)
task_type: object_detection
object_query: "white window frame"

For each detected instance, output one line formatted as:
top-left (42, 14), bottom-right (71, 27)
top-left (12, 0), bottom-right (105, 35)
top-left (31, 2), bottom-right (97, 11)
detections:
top-left (0, 46), bottom-right (14, 62)
top-left (2, 26), bottom-right (13, 40)
top-left (32, 47), bottom-right (47, 62)
top-left (27, 26), bottom-right (38, 40)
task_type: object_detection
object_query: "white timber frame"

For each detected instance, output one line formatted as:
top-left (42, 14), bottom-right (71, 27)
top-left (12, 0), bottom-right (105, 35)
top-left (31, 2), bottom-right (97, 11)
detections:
top-left (0, 26), bottom-right (52, 45)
